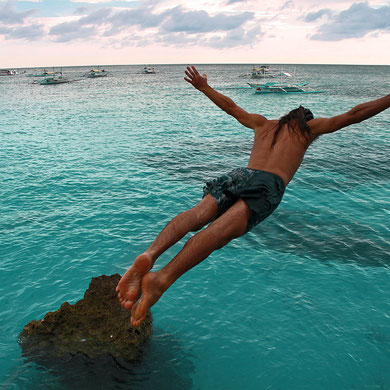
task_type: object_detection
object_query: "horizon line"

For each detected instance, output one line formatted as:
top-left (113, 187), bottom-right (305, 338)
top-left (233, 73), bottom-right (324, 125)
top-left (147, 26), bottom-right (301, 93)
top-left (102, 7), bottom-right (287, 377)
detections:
top-left (3, 62), bottom-right (390, 69)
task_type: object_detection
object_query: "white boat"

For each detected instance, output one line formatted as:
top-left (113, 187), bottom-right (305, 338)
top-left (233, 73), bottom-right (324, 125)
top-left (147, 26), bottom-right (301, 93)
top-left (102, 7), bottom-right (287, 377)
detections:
top-left (248, 70), bottom-right (324, 94)
top-left (39, 74), bottom-right (71, 85)
top-left (142, 66), bottom-right (155, 74)
top-left (250, 65), bottom-right (283, 79)
top-left (249, 81), bottom-right (324, 94)
top-left (86, 69), bottom-right (108, 78)
top-left (0, 69), bottom-right (20, 76)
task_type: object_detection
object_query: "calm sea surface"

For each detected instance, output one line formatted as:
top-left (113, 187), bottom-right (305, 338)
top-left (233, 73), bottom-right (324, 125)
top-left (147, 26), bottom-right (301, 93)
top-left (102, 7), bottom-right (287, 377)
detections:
top-left (1, 64), bottom-right (389, 389)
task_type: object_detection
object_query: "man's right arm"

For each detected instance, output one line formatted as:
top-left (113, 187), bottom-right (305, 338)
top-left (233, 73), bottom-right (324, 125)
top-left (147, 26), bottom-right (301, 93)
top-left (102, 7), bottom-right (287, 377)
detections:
top-left (184, 66), bottom-right (266, 130)
top-left (310, 94), bottom-right (390, 136)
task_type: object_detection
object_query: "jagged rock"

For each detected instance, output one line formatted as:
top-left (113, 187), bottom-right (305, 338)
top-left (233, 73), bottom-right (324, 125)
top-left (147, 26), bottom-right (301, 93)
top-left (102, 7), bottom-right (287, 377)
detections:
top-left (19, 274), bottom-right (152, 362)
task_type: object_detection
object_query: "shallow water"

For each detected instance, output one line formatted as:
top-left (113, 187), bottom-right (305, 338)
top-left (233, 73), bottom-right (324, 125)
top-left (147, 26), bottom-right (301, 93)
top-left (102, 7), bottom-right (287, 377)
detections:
top-left (1, 64), bottom-right (390, 389)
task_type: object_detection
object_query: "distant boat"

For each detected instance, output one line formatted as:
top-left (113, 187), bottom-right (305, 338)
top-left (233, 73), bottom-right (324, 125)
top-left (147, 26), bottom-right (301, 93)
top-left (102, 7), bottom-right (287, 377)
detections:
top-left (86, 69), bottom-right (108, 78)
top-left (39, 73), bottom-right (71, 85)
top-left (0, 69), bottom-right (19, 76)
top-left (250, 65), bottom-right (283, 79)
top-left (27, 69), bottom-right (60, 77)
top-left (248, 69), bottom-right (324, 94)
top-left (142, 66), bottom-right (155, 74)
top-left (249, 81), bottom-right (324, 94)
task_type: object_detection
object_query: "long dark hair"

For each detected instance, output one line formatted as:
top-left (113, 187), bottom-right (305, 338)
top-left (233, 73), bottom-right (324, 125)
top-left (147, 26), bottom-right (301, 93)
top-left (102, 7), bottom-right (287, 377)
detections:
top-left (271, 105), bottom-right (314, 147)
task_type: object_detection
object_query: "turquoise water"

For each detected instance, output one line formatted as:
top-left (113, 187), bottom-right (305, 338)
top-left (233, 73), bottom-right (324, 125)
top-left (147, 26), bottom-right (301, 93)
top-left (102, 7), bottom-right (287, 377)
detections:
top-left (1, 64), bottom-right (390, 389)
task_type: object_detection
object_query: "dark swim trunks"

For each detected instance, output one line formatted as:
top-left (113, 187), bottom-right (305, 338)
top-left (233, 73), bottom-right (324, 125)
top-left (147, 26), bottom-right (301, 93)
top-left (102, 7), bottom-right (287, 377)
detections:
top-left (203, 167), bottom-right (285, 232)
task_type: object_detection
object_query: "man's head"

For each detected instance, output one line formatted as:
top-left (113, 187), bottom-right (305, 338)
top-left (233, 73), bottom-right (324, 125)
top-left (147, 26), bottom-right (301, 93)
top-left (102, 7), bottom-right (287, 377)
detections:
top-left (271, 106), bottom-right (314, 146)
top-left (285, 105), bottom-right (314, 122)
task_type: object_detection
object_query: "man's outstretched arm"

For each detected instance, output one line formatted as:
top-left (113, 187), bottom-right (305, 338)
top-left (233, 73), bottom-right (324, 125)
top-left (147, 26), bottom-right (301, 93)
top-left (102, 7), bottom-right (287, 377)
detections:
top-left (184, 66), bottom-right (266, 130)
top-left (310, 94), bottom-right (390, 136)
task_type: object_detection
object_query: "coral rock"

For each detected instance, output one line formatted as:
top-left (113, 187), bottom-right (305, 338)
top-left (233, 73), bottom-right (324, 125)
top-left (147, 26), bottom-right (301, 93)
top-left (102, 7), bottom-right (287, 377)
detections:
top-left (19, 274), bottom-right (152, 361)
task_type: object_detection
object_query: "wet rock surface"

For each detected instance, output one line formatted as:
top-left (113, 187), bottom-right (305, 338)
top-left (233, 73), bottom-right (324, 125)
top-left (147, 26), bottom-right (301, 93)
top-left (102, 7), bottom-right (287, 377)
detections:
top-left (19, 274), bottom-right (152, 362)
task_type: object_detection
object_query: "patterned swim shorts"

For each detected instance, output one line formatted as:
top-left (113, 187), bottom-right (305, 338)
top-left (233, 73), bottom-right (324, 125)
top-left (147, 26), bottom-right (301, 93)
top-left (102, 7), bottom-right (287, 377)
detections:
top-left (203, 167), bottom-right (285, 232)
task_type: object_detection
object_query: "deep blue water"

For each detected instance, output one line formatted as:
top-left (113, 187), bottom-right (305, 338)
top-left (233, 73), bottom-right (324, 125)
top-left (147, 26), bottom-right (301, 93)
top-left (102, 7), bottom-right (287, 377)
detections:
top-left (1, 64), bottom-right (389, 389)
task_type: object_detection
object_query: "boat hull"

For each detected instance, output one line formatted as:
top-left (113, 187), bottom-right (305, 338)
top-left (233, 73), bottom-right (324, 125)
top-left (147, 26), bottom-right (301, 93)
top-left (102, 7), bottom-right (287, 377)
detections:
top-left (254, 89), bottom-right (325, 94)
top-left (39, 78), bottom-right (70, 85)
top-left (87, 73), bottom-right (107, 78)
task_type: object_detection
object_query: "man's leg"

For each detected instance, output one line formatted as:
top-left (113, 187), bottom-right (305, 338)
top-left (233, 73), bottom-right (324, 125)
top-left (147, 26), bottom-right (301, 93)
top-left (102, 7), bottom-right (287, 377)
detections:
top-left (117, 194), bottom-right (219, 310)
top-left (130, 199), bottom-right (251, 326)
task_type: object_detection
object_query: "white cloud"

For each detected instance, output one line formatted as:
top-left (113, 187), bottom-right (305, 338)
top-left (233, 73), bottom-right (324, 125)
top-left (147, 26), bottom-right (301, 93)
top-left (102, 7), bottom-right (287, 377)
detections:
top-left (0, 1), bottom-right (37, 24)
top-left (6, 23), bottom-right (45, 39)
top-left (45, 3), bottom-right (258, 48)
top-left (159, 6), bottom-right (253, 33)
top-left (308, 2), bottom-right (390, 41)
top-left (304, 9), bottom-right (334, 22)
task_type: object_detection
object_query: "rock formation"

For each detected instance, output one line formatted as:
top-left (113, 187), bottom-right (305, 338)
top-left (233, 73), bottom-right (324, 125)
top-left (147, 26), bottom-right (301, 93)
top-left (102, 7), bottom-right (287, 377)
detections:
top-left (19, 274), bottom-right (152, 362)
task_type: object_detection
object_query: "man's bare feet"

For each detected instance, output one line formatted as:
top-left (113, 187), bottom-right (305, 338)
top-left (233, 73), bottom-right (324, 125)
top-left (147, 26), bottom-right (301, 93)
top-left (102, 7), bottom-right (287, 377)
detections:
top-left (131, 271), bottom-right (167, 327)
top-left (116, 253), bottom-right (153, 310)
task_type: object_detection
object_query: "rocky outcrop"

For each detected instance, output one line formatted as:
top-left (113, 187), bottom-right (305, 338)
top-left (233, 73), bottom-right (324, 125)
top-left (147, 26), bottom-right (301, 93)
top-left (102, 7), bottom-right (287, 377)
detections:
top-left (19, 274), bottom-right (152, 362)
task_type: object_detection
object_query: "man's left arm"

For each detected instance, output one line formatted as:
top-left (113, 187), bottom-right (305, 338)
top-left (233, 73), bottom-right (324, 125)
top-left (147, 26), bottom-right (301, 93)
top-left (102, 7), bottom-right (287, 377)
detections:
top-left (309, 94), bottom-right (390, 136)
top-left (184, 66), bottom-right (266, 130)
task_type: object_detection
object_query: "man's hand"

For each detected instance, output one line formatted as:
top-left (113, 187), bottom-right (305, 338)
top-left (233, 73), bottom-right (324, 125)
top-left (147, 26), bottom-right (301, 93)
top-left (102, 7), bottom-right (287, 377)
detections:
top-left (184, 66), bottom-right (208, 91)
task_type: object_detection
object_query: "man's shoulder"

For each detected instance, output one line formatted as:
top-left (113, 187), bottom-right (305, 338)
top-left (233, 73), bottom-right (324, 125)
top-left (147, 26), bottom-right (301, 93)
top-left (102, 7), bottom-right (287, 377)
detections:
top-left (255, 118), bottom-right (277, 130)
top-left (307, 117), bottom-right (336, 136)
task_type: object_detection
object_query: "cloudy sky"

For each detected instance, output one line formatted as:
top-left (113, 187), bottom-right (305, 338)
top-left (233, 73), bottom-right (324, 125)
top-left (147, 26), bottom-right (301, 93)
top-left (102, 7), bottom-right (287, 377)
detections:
top-left (1, 0), bottom-right (389, 67)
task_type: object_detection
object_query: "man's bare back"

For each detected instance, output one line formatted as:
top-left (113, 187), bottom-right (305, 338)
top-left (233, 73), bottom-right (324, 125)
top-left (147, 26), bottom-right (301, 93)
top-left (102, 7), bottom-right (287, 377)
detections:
top-left (116, 66), bottom-right (390, 327)
top-left (248, 119), bottom-right (311, 186)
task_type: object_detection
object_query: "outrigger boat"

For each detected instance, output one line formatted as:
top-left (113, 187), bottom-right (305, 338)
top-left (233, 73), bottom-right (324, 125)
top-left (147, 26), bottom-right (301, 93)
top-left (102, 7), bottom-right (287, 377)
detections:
top-left (86, 69), bottom-right (108, 78)
top-left (142, 66), bottom-right (155, 74)
top-left (0, 69), bottom-right (19, 76)
top-left (27, 69), bottom-right (60, 77)
top-left (250, 65), bottom-right (283, 79)
top-left (249, 81), bottom-right (325, 94)
top-left (39, 73), bottom-right (71, 85)
top-left (248, 70), bottom-right (324, 94)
